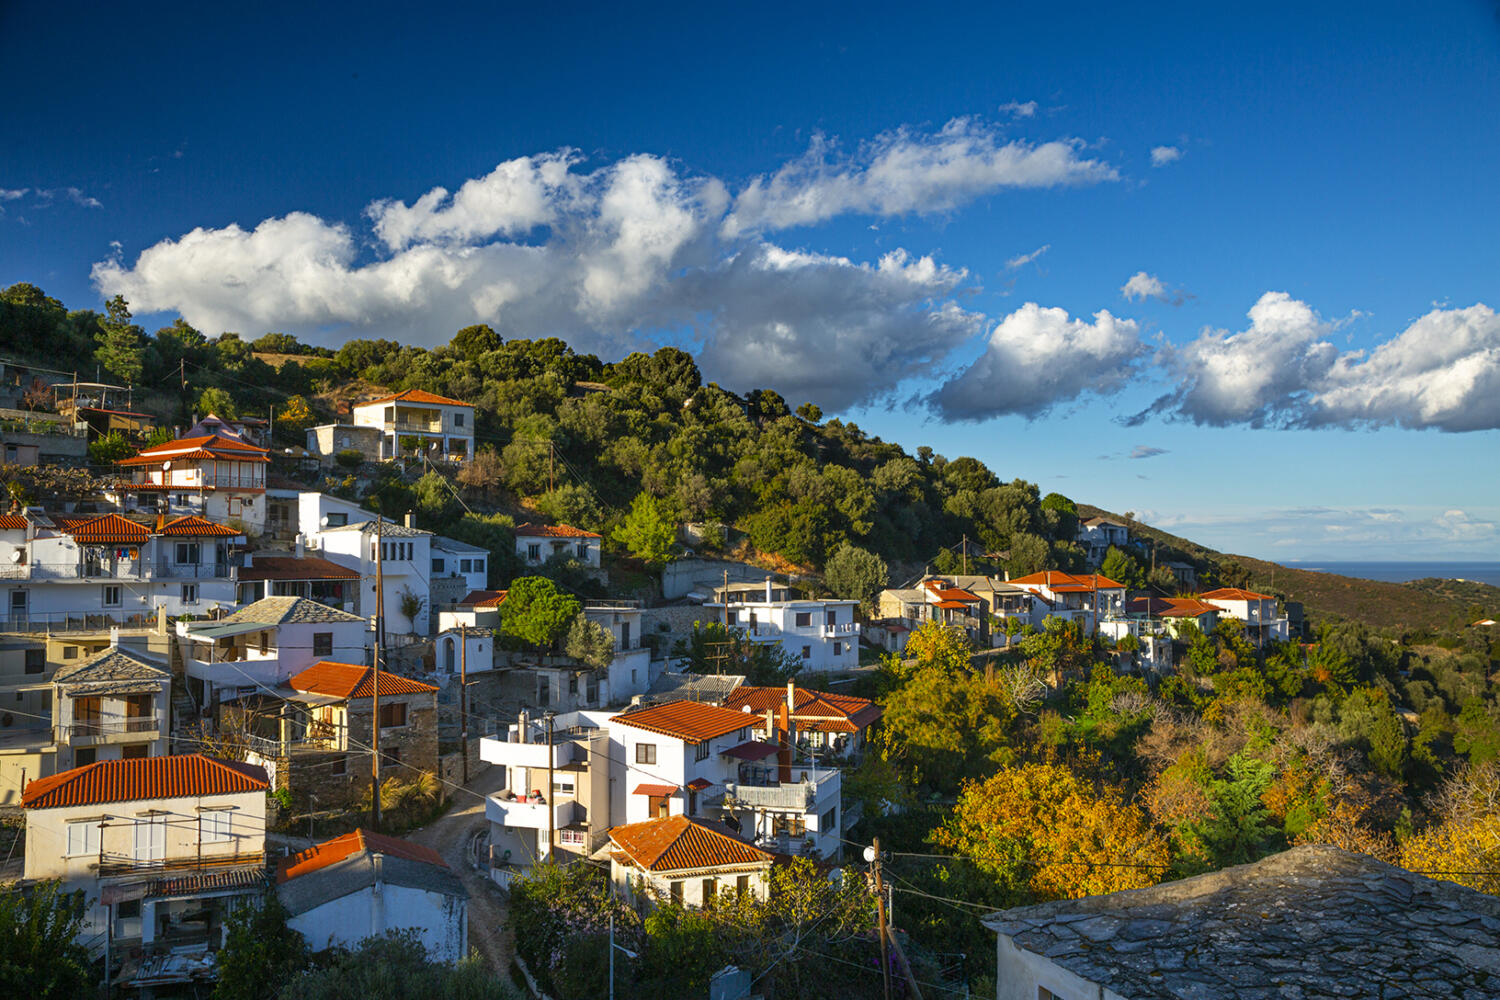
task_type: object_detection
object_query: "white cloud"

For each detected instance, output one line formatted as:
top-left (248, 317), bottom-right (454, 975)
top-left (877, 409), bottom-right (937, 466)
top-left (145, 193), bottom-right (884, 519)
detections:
top-left (929, 303), bottom-right (1147, 420)
top-left (1005, 244), bottom-right (1050, 270)
top-left (1130, 445), bottom-right (1168, 459)
top-left (999, 101), bottom-right (1038, 118)
top-left (1121, 271), bottom-right (1166, 301)
top-left (722, 117), bottom-right (1117, 236)
top-left (1139, 294), bottom-right (1500, 431)
top-left (1150, 145), bottom-right (1183, 166)
top-left (0, 186), bottom-right (101, 212)
top-left (93, 145), bottom-right (985, 411)
top-left (0, 188), bottom-right (27, 201)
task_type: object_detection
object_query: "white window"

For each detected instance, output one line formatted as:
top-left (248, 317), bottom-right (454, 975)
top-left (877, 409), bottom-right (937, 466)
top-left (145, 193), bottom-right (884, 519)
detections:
top-left (202, 808), bottom-right (233, 843)
top-left (66, 820), bottom-right (100, 857)
top-left (181, 584), bottom-right (198, 605)
top-left (101, 585), bottom-right (122, 608)
top-left (460, 558), bottom-right (472, 573)
top-left (133, 814), bottom-right (166, 862)
top-left (527, 543), bottom-right (541, 561)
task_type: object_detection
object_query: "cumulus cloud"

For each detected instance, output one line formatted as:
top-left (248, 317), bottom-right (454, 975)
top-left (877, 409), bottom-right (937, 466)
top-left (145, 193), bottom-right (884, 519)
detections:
top-left (1150, 145), bottom-right (1183, 166)
top-left (1136, 294), bottom-right (1500, 431)
top-left (1130, 445), bottom-right (1168, 459)
top-left (93, 143), bottom-right (994, 411)
top-left (722, 117), bottom-right (1117, 235)
top-left (929, 303), bottom-right (1147, 420)
top-left (999, 101), bottom-right (1039, 118)
top-left (1121, 270), bottom-right (1188, 305)
top-left (1005, 244), bottom-right (1050, 270)
top-left (0, 186), bottom-right (102, 212)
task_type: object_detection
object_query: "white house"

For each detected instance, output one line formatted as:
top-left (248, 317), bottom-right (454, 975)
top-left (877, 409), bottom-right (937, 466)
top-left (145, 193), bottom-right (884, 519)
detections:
top-left (351, 388), bottom-right (474, 462)
top-left (608, 698), bottom-right (843, 859)
top-left (514, 523), bottom-right (602, 568)
top-left (721, 681), bottom-right (882, 758)
top-left (276, 829), bottom-right (468, 963)
top-left (176, 596), bottom-right (369, 706)
top-left (480, 709), bottom-right (616, 876)
top-left (584, 600), bottom-right (654, 703)
top-left (434, 626), bottom-right (493, 677)
top-left (111, 430), bottom-right (270, 534)
top-left (316, 517), bottom-right (434, 635)
top-left (1076, 516), bottom-right (1130, 565)
top-left (50, 644), bottom-right (170, 771)
top-left (21, 754), bottom-right (269, 955)
top-left (608, 814), bottom-right (774, 910)
top-left (705, 581), bottom-right (859, 675)
top-left (1007, 571), bottom-right (1127, 634)
top-left (0, 511), bottom-right (243, 628)
top-left (1199, 588), bottom-right (1290, 646)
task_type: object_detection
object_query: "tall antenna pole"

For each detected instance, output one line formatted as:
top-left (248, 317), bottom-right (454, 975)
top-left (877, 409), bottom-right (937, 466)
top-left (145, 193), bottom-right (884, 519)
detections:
top-left (372, 514), bottom-right (384, 832)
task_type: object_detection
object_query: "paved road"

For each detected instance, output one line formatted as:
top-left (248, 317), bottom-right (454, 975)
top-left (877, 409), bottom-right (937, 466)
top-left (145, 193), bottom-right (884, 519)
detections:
top-left (407, 764), bottom-right (515, 975)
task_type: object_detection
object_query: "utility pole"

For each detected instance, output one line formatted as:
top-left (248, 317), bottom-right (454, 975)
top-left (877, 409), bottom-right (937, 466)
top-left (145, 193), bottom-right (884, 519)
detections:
top-left (873, 836), bottom-right (891, 1000)
top-left (372, 515), bottom-right (384, 832)
top-left (544, 711), bottom-right (555, 862)
top-left (459, 623), bottom-right (469, 784)
top-left (548, 441), bottom-right (555, 494)
top-left (961, 534), bottom-right (968, 576)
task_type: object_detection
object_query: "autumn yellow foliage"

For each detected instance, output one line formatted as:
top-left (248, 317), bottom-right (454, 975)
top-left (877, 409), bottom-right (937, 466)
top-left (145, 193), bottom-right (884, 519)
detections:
top-left (933, 762), bottom-right (1170, 901)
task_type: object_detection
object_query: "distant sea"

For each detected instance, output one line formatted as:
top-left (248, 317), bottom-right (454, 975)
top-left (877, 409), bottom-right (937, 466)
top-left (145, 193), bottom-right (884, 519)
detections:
top-left (1281, 562), bottom-right (1500, 587)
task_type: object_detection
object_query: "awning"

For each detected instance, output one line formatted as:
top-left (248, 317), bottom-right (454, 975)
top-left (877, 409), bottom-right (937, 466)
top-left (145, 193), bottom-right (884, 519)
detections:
top-left (632, 783), bottom-right (678, 797)
top-left (182, 620), bottom-right (270, 640)
top-left (685, 777), bottom-right (713, 792)
top-left (723, 741), bottom-right (780, 762)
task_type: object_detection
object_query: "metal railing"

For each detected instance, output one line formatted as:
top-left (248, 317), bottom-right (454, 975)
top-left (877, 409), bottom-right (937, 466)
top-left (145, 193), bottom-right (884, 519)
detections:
top-left (95, 849), bottom-right (267, 878)
top-left (154, 561), bottom-right (232, 579)
top-left (62, 716), bottom-right (161, 739)
top-left (0, 611), bottom-right (155, 634)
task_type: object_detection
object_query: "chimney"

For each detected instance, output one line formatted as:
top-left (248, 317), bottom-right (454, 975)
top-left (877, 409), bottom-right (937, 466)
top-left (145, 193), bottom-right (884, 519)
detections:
top-left (776, 700), bottom-right (792, 784)
top-left (765, 578), bottom-right (772, 603)
top-left (109, 626), bottom-right (120, 648)
top-left (404, 511), bottom-right (416, 529)
top-left (156, 605), bottom-right (168, 635)
top-left (371, 851), bottom-right (386, 938)
top-left (294, 533), bottom-right (305, 559)
top-left (155, 512), bottom-right (166, 532)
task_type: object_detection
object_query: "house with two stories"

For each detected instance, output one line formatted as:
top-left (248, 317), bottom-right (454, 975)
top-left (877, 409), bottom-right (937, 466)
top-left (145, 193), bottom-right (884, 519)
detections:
top-left (514, 523), bottom-right (602, 569)
top-left (110, 430), bottom-right (270, 534)
top-left (1198, 587), bottom-right (1290, 646)
top-left (350, 389), bottom-right (475, 463)
top-left (236, 552), bottom-right (361, 611)
top-left (705, 580), bottom-right (860, 675)
top-left (721, 682), bottom-right (882, 758)
top-left (1007, 571), bottom-right (1127, 634)
top-left (20, 754), bottom-right (270, 961)
top-left (276, 829), bottom-right (467, 962)
top-left (1075, 516), bottom-right (1130, 565)
top-left (175, 596), bottom-right (369, 709)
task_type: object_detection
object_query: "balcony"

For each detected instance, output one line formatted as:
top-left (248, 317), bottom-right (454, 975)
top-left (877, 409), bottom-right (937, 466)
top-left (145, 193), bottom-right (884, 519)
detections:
top-left (724, 767), bottom-right (839, 812)
top-left (387, 419), bottom-right (444, 434)
top-left (61, 715), bottom-right (162, 743)
top-left (154, 561), bottom-right (233, 580)
top-left (821, 622), bottom-right (859, 638)
top-left (95, 849), bottom-right (267, 879)
top-left (485, 792), bottom-right (579, 832)
top-left (30, 562), bottom-right (144, 581)
top-left (479, 731), bottom-right (589, 769)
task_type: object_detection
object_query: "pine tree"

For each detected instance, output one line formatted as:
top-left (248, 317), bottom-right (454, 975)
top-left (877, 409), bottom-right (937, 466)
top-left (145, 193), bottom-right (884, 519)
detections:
top-left (93, 294), bottom-right (145, 384)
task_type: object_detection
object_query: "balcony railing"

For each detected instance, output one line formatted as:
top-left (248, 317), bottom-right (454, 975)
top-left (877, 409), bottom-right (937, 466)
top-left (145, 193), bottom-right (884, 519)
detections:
top-left (95, 849), bottom-right (267, 878)
top-left (724, 770), bottom-right (838, 811)
top-left (62, 716), bottom-right (161, 740)
top-left (154, 561), bottom-right (232, 580)
top-left (29, 562), bottom-right (144, 581)
top-left (386, 420), bottom-right (444, 434)
top-left (0, 611), bottom-right (155, 634)
top-left (822, 622), bottom-right (859, 637)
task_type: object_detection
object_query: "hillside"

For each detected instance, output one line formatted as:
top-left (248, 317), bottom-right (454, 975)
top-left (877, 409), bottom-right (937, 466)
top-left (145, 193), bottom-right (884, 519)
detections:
top-left (1077, 503), bottom-right (1500, 632)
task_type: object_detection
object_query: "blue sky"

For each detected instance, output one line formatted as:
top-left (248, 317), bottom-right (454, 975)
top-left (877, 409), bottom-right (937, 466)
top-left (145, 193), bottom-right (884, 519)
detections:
top-left (3, 0), bottom-right (1498, 561)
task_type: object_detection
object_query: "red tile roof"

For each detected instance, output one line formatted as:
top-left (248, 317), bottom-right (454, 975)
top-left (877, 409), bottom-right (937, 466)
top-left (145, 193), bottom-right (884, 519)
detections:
top-left (609, 814), bottom-right (772, 873)
top-left (239, 556), bottom-right (361, 581)
top-left (1008, 570), bottom-right (1126, 591)
top-left (157, 515), bottom-right (242, 537)
top-left (685, 777), bottom-right (713, 791)
top-left (118, 433), bottom-right (270, 466)
top-left (277, 829), bottom-right (447, 883)
top-left (0, 514), bottom-right (27, 530)
top-left (722, 686), bottom-right (883, 731)
top-left (360, 388), bottom-right (472, 408)
top-left (459, 589), bottom-right (508, 607)
top-left (633, 783), bottom-right (680, 797)
top-left (611, 700), bottom-right (754, 742)
top-left (923, 580), bottom-right (981, 602)
top-left (56, 513), bottom-right (150, 545)
top-left (289, 661), bottom-right (439, 699)
top-left (1199, 587), bottom-right (1276, 602)
top-left (22, 754), bottom-right (268, 809)
top-left (1130, 596), bottom-right (1221, 619)
top-left (512, 522), bottom-right (602, 539)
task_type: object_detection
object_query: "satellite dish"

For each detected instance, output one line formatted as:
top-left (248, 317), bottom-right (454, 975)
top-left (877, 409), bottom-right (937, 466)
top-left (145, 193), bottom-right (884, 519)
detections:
top-left (320, 516), bottom-right (330, 527)
top-left (9, 550), bottom-right (22, 563)
top-left (162, 461), bottom-right (172, 471)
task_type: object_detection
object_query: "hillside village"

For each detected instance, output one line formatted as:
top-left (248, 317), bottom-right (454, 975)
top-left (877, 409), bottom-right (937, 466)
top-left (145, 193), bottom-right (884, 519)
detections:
top-left (2, 285), bottom-right (1500, 999)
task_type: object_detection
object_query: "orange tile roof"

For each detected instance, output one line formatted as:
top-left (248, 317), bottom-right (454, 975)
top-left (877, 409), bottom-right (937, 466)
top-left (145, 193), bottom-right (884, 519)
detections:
top-left (157, 515), bottom-right (242, 537)
top-left (513, 522), bottom-right (602, 539)
top-left (1008, 570), bottom-right (1126, 591)
top-left (611, 700), bottom-right (754, 743)
top-left (923, 580), bottom-right (981, 602)
top-left (934, 599), bottom-right (972, 609)
top-left (1199, 587), bottom-right (1275, 602)
top-left (289, 661), bottom-right (439, 699)
top-left (609, 814), bottom-right (772, 873)
top-left (722, 686), bottom-right (882, 731)
top-left (0, 514), bottom-right (25, 530)
top-left (118, 433), bottom-right (270, 466)
top-left (360, 388), bottom-right (472, 408)
top-left (1130, 596), bottom-right (1221, 619)
top-left (239, 556), bottom-right (361, 581)
top-left (56, 513), bottom-right (150, 545)
top-left (277, 829), bottom-right (447, 883)
top-left (22, 754), bottom-right (268, 809)
top-left (633, 783), bottom-right (680, 797)
top-left (459, 589), bottom-right (508, 607)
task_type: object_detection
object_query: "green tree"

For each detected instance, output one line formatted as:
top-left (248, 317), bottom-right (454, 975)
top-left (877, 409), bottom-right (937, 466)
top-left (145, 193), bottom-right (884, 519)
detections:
top-left (611, 491), bottom-right (675, 565)
top-left (536, 484), bottom-right (603, 531)
top-left (278, 394), bottom-right (316, 435)
top-left (795, 401), bottom-right (822, 422)
top-left (94, 294), bottom-right (145, 383)
top-left (1020, 616), bottom-right (1103, 688)
top-left (672, 620), bottom-right (804, 685)
top-left (213, 891), bottom-right (311, 1000)
top-left (500, 576), bottom-right (582, 650)
top-left (197, 385), bottom-right (238, 419)
top-left (824, 542), bottom-right (888, 612)
top-left (279, 929), bottom-right (518, 1000)
top-left (0, 880), bottom-right (91, 999)
top-left (564, 614), bottom-right (615, 670)
top-left (878, 662), bottom-right (1016, 793)
top-left (251, 332), bottom-right (301, 353)
top-left (450, 323), bottom-right (502, 358)
top-left (87, 429), bottom-right (134, 465)
top-left (1199, 753), bottom-right (1277, 865)
top-left (1100, 546), bottom-right (1145, 590)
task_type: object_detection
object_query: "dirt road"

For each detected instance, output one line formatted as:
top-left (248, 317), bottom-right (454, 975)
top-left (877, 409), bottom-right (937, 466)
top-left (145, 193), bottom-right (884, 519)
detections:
top-left (407, 764), bottom-right (515, 974)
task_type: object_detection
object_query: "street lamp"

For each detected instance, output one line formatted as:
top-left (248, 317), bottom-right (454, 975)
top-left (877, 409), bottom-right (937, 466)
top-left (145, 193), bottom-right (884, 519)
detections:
top-left (609, 913), bottom-right (638, 1000)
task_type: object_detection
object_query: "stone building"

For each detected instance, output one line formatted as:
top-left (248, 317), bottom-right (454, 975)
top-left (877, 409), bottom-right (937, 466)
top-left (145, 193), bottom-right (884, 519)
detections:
top-left (982, 844), bottom-right (1500, 1000)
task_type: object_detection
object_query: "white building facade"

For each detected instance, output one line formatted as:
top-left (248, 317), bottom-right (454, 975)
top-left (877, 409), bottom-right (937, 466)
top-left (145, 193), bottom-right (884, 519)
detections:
top-left (351, 389), bottom-right (474, 462)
